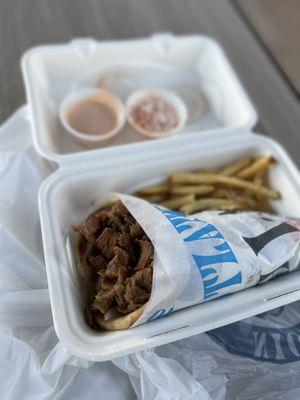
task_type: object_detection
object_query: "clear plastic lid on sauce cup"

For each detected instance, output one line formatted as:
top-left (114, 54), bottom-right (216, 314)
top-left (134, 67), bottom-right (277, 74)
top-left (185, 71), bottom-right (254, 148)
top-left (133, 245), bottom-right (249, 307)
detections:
top-left (59, 88), bottom-right (125, 145)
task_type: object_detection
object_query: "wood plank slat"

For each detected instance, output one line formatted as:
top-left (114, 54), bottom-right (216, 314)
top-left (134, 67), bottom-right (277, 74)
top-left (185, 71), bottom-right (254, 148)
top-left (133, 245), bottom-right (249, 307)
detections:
top-left (0, 0), bottom-right (299, 164)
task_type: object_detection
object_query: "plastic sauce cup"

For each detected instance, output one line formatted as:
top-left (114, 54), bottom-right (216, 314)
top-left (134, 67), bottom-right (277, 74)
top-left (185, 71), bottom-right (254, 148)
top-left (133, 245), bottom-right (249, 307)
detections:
top-left (126, 89), bottom-right (188, 139)
top-left (59, 88), bottom-right (125, 145)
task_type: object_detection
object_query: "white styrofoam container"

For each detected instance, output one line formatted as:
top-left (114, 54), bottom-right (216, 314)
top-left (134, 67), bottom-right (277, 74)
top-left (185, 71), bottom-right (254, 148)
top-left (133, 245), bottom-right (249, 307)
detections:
top-left (39, 133), bottom-right (300, 361)
top-left (21, 34), bottom-right (300, 361)
top-left (21, 34), bottom-right (257, 164)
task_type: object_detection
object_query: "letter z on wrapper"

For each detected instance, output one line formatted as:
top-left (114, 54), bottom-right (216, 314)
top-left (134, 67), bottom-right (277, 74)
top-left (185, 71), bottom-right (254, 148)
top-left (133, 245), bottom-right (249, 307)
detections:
top-left (118, 194), bottom-right (300, 327)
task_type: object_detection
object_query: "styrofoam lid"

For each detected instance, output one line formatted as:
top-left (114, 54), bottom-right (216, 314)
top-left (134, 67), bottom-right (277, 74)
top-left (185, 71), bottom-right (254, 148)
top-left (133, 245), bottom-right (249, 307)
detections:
top-left (21, 34), bottom-right (257, 165)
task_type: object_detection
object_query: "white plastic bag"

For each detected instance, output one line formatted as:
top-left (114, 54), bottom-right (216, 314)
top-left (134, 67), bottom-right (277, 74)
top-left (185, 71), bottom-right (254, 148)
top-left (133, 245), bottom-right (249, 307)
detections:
top-left (1, 107), bottom-right (300, 400)
top-left (0, 108), bottom-right (134, 400)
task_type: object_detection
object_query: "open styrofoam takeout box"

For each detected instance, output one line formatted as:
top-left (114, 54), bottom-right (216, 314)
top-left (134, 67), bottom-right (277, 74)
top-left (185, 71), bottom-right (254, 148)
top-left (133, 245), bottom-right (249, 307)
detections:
top-left (22, 34), bottom-right (300, 361)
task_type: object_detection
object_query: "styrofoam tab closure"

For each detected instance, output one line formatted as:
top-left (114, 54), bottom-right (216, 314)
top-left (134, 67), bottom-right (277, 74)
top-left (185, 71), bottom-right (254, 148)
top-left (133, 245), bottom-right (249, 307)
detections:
top-left (70, 38), bottom-right (98, 60)
top-left (151, 32), bottom-right (176, 55)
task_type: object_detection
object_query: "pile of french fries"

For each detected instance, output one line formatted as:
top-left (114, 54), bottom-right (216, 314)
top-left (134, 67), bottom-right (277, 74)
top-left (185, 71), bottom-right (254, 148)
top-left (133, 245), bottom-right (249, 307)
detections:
top-left (135, 156), bottom-right (280, 214)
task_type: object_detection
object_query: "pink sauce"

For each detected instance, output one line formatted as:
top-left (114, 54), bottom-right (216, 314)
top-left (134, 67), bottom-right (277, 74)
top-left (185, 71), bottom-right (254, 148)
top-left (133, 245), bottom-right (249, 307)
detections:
top-left (130, 96), bottom-right (179, 133)
top-left (66, 99), bottom-right (117, 135)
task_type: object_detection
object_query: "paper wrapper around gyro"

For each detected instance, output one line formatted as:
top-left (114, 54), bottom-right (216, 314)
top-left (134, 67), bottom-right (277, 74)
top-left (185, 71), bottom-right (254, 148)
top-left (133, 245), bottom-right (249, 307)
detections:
top-left (67, 193), bottom-right (300, 331)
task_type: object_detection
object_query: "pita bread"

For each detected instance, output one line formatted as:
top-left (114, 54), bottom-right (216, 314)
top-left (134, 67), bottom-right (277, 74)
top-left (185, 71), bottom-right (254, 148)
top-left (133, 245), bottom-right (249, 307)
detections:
top-left (94, 304), bottom-right (146, 331)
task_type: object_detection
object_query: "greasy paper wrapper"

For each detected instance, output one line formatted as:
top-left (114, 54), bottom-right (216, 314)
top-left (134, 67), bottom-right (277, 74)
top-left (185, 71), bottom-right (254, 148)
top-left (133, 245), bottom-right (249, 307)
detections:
top-left (68, 193), bottom-right (300, 328)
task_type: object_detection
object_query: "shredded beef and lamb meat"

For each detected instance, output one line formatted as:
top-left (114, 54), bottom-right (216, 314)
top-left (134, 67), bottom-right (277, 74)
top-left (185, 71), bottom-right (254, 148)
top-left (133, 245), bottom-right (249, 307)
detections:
top-left (72, 200), bottom-right (154, 329)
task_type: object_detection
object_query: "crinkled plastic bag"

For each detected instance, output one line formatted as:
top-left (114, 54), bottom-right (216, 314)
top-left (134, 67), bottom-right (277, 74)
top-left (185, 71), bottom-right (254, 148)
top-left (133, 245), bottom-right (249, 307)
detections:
top-left (0, 108), bottom-right (134, 400)
top-left (1, 107), bottom-right (300, 400)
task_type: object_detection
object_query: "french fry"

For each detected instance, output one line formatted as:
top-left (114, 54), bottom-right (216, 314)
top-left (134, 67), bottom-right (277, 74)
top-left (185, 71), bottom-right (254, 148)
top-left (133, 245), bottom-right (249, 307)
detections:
top-left (242, 189), bottom-right (253, 200)
top-left (242, 184), bottom-right (272, 211)
top-left (170, 173), bottom-right (280, 200)
top-left (259, 202), bottom-right (273, 213)
top-left (170, 172), bottom-right (211, 185)
top-left (137, 184), bottom-right (170, 195)
top-left (192, 167), bottom-right (220, 174)
top-left (134, 156), bottom-right (278, 213)
top-left (253, 170), bottom-right (273, 211)
top-left (240, 196), bottom-right (261, 210)
top-left (254, 169), bottom-right (266, 186)
top-left (243, 171), bottom-right (265, 202)
top-left (139, 194), bottom-right (168, 203)
top-left (170, 185), bottom-right (215, 196)
top-left (180, 198), bottom-right (244, 214)
top-left (220, 157), bottom-right (253, 176)
top-left (237, 156), bottom-right (274, 179)
top-left (213, 188), bottom-right (236, 199)
top-left (161, 194), bottom-right (195, 210)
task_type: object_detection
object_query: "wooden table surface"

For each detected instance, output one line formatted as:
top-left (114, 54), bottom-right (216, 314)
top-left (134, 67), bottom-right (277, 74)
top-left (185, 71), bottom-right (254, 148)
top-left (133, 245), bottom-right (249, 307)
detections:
top-left (236, 0), bottom-right (300, 96)
top-left (0, 0), bottom-right (299, 164)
